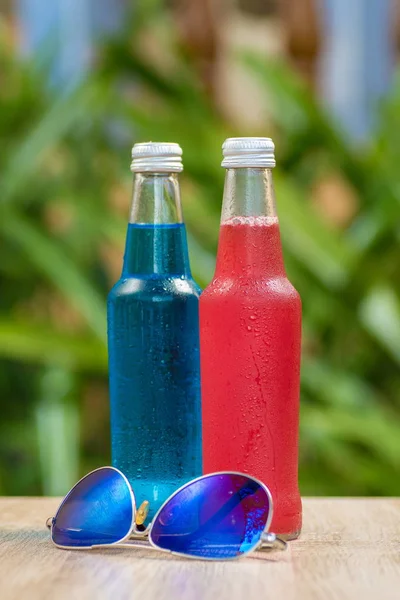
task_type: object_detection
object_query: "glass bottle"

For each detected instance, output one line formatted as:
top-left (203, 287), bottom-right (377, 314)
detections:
top-left (108, 142), bottom-right (202, 521)
top-left (200, 138), bottom-right (302, 539)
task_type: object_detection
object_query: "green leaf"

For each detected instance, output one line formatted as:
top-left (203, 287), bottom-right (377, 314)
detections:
top-left (301, 405), bottom-right (400, 470)
top-left (36, 367), bottom-right (80, 495)
top-left (275, 173), bottom-right (357, 288)
top-left (0, 319), bottom-right (107, 372)
top-left (0, 212), bottom-right (107, 341)
top-left (0, 86), bottom-right (96, 203)
top-left (359, 285), bottom-right (400, 363)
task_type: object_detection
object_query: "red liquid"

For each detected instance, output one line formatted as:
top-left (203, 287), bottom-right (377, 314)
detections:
top-left (200, 217), bottom-right (302, 537)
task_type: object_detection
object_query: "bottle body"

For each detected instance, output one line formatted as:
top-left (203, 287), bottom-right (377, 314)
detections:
top-left (200, 164), bottom-right (302, 538)
top-left (108, 166), bottom-right (202, 521)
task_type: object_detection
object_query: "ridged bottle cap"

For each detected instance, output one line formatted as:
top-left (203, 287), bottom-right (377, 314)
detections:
top-left (221, 137), bottom-right (276, 168)
top-left (130, 142), bottom-right (183, 173)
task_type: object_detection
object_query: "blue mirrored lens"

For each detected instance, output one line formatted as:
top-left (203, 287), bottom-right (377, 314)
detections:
top-left (52, 467), bottom-right (134, 547)
top-left (150, 473), bottom-right (270, 559)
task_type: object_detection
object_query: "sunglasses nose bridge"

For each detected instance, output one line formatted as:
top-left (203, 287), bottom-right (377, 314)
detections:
top-left (46, 517), bottom-right (53, 530)
top-left (260, 532), bottom-right (287, 552)
top-left (131, 521), bottom-right (152, 538)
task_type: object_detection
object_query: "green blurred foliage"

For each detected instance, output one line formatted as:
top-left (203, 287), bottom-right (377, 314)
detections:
top-left (0, 4), bottom-right (399, 496)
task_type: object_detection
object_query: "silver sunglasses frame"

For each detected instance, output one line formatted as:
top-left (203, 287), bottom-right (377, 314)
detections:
top-left (47, 467), bottom-right (287, 560)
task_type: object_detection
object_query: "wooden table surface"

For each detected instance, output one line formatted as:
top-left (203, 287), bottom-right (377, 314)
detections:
top-left (0, 497), bottom-right (399, 600)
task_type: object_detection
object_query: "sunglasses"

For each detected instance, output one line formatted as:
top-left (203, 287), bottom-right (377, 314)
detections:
top-left (46, 467), bottom-right (286, 560)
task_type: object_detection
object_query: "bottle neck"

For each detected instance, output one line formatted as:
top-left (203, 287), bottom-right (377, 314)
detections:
top-left (221, 168), bottom-right (277, 221)
top-left (215, 168), bottom-right (285, 278)
top-left (129, 172), bottom-right (183, 224)
top-left (123, 172), bottom-right (191, 277)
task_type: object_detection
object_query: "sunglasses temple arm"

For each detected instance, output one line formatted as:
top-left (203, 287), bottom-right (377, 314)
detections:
top-left (259, 532), bottom-right (287, 552)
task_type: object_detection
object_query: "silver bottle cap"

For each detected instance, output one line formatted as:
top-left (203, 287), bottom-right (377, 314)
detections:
top-left (130, 142), bottom-right (183, 173)
top-left (221, 137), bottom-right (276, 168)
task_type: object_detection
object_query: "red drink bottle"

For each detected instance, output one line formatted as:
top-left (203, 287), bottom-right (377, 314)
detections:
top-left (200, 138), bottom-right (302, 538)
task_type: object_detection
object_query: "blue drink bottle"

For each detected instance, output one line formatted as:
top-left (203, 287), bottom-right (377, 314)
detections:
top-left (107, 142), bottom-right (202, 520)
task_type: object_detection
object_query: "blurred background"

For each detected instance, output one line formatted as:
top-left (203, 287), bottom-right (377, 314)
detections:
top-left (0, 0), bottom-right (399, 497)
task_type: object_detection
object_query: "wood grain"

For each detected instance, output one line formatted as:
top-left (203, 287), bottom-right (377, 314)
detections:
top-left (0, 498), bottom-right (399, 600)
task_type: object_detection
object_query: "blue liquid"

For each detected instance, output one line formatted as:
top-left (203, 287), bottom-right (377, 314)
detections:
top-left (107, 223), bottom-right (202, 520)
